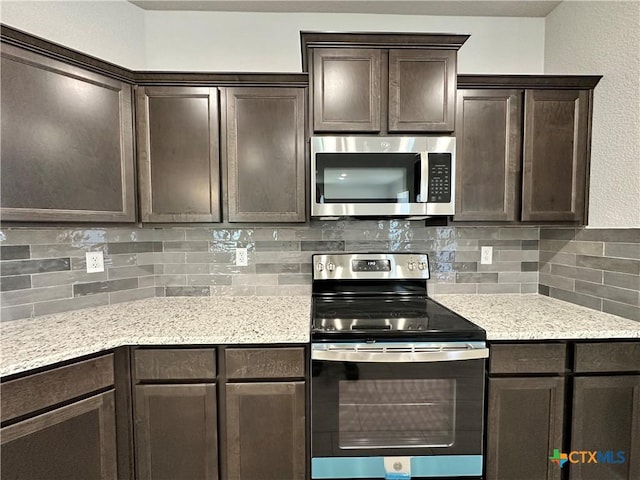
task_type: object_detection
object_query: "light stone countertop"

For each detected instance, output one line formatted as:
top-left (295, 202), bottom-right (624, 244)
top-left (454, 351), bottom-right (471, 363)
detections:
top-left (2, 294), bottom-right (639, 378)
top-left (433, 294), bottom-right (640, 341)
top-left (0, 296), bottom-right (311, 377)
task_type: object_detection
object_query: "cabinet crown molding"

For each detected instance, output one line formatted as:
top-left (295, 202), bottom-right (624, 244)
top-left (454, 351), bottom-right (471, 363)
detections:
top-left (457, 74), bottom-right (602, 89)
top-left (300, 31), bottom-right (470, 70)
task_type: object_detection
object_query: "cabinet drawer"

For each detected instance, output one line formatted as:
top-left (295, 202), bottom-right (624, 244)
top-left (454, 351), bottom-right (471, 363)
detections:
top-left (574, 342), bottom-right (640, 373)
top-left (134, 348), bottom-right (216, 381)
top-left (225, 348), bottom-right (305, 379)
top-left (1, 354), bottom-right (114, 423)
top-left (489, 343), bottom-right (566, 374)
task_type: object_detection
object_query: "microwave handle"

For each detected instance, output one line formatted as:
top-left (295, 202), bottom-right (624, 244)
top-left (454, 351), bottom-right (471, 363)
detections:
top-left (419, 152), bottom-right (429, 203)
top-left (311, 347), bottom-right (489, 363)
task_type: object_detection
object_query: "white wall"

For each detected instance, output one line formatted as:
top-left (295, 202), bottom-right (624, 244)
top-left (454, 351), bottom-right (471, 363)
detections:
top-left (0, 2), bottom-right (545, 73)
top-left (144, 11), bottom-right (544, 74)
top-left (0, 0), bottom-right (146, 68)
top-left (545, 1), bottom-right (640, 228)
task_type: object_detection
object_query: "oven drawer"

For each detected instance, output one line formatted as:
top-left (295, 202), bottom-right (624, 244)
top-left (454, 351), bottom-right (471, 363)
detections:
top-left (489, 343), bottom-right (566, 374)
top-left (225, 347), bottom-right (304, 379)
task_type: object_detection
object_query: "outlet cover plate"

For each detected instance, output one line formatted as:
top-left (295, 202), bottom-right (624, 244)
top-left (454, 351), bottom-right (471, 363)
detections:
top-left (480, 246), bottom-right (493, 265)
top-left (86, 251), bottom-right (105, 273)
top-left (236, 247), bottom-right (248, 266)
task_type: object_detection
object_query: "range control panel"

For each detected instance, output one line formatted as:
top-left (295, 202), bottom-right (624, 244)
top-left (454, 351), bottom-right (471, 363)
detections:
top-left (313, 253), bottom-right (430, 280)
top-left (427, 153), bottom-right (452, 203)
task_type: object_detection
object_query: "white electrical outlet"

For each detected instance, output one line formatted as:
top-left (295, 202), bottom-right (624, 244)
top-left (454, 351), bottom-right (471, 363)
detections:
top-left (86, 251), bottom-right (105, 273)
top-left (236, 247), bottom-right (248, 266)
top-left (480, 246), bottom-right (493, 265)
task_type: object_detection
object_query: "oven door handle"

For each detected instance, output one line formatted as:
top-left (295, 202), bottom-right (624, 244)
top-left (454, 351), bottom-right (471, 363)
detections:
top-left (311, 347), bottom-right (489, 363)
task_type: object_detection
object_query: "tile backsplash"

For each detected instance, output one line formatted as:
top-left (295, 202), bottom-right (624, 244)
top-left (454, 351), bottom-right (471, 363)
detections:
top-left (539, 228), bottom-right (640, 321)
top-left (0, 221), bottom-right (540, 321)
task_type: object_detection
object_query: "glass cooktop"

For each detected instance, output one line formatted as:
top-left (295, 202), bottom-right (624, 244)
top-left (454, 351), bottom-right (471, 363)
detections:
top-left (311, 295), bottom-right (486, 341)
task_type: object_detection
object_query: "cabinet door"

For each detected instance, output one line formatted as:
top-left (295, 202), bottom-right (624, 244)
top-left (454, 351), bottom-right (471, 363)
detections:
top-left (225, 87), bottom-right (306, 222)
top-left (225, 382), bottom-right (305, 480)
top-left (486, 377), bottom-right (564, 480)
top-left (0, 390), bottom-right (117, 479)
top-left (136, 86), bottom-right (220, 222)
top-left (522, 89), bottom-right (590, 222)
top-left (312, 48), bottom-right (381, 132)
top-left (455, 89), bottom-right (523, 221)
top-left (388, 49), bottom-right (456, 132)
top-left (134, 384), bottom-right (218, 480)
top-left (0, 44), bottom-right (135, 222)
top-left (570, 375), bottom-right (640, 480)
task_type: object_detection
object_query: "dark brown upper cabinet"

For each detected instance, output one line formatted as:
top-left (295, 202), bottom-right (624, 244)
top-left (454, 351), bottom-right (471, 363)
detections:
top-left (388, 49), bottom-right (457, 132)
top-left (0, 41), bottom-right (135, 223)
top-left (302, 32), bottom-right (468, 134)
top-left (312, 48), bottom-right (381, 132)
top-left (455, 89), bottom-right (523, 221)
top-left (136, 86), bottom-right (221, 223)
top-left (223, 86), bottom-right (306, 223)
top-left (522, 89), bottom-right (590, 222)
top-left (454, 76), bottom-right (601, 225)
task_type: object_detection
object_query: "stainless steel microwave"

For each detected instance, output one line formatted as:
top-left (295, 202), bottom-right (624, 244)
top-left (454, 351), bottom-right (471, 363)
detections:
top-left (311, 136), bottom-right (455, 219)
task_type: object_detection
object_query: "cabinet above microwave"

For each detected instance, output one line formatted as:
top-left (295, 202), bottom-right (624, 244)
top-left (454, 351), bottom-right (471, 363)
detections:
top-left (301, 32), bottom-right (469, 134)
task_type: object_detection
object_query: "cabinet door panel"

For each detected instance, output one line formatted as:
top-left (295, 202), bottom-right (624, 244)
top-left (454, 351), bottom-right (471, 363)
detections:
top-left (522, 89), bottom-right (590, 222)
top-left (0, 44), bottom-right (135, 222)
top-left (0, 390), bottom-right (117, 480)
top-left (570, 375), bottom-right (640, 480)
top-left (486, 377), bottom-right (564, 480)
top-left (312, 48), bottom-right (381, 132)
top-left (455, 89), bottom-right (522, 221)
top-left (388, 49), bottom-right (456, 132)
top-left (135, 384), bottom-right (218, 480)
top-left (225, 382), bottom-right (305, 480)
top-left (136, 86), bottom-right (220, 222)
top-left (225, 87), bottom-right (306, 222)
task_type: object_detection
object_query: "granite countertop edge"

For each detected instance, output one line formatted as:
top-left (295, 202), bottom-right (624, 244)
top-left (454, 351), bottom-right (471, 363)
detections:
top-left (2, 294), bottom-right (639, 378)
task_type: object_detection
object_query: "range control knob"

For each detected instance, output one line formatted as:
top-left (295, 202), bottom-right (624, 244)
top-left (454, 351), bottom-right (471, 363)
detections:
top-left (408, 262), bottom-right (417, 271)
top-left (418, 262), bottom-right (427, 270)
top-left (316, 263), bottom-right (324, 272)
top-left (327, 262), bottom-right (336, 272)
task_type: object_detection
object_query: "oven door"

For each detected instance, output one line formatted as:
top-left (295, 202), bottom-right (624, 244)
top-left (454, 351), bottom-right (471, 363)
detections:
top-left (311, 342), bottom-right (488, 479)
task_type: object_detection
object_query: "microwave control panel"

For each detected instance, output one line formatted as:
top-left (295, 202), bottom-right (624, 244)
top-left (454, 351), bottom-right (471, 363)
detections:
top-left (427, 153), bottom-right (452, 203)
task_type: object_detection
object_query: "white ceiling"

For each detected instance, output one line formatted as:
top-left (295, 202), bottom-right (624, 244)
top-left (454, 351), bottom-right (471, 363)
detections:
top-left (128, 1), bottom-right (563, 18)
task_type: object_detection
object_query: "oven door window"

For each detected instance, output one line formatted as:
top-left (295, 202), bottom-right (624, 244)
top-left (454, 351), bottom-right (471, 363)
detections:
top-left (339, 378), bottom-right (455, 449)
top-left (315, 153), bottom-right (421, 204)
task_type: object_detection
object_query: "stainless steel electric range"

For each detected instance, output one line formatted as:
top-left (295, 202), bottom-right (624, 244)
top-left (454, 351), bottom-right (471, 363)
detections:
top-left (310, 253), bottom-right (488, 480)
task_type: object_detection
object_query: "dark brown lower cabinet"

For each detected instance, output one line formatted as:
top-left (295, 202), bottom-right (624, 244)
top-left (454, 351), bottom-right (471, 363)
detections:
top-left (134, 384), bottom-right (218, 480)
top-left (0, 390), bottom-right (118, 479)
top-left (569, 375), bottom-right (640, 480)
top-left (225, 381), bottom-right (305, 480)
top-left (486, 377), bottom-right (565, 480)
top-left (487, 341), bottom-right (640, 480)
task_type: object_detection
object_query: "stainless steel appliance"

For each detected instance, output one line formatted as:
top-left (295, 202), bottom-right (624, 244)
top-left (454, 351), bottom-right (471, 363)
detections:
top-left (311, 253), bottom-right (487, 480)
top-left (311, 136), bottom-right (455, 219)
